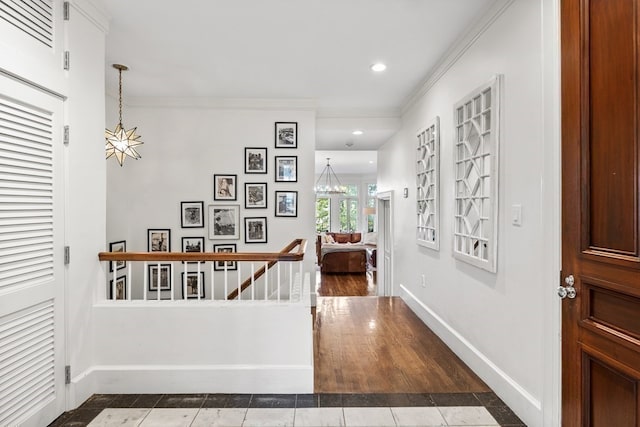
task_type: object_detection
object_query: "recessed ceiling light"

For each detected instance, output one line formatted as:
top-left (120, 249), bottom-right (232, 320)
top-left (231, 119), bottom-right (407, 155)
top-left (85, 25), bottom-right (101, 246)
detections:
top-left (352, 130), bottom-right (363, 135)
top-left (370, 63), bottom-right (387, 72)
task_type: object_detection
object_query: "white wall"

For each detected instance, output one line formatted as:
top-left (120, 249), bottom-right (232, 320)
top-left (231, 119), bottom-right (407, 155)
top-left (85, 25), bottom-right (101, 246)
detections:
top-left (378, 1), bottom-right (549, 425)
top-left (105, 105), bottom-right (317, 292)
top-left (90, 300), bottom-right (313, 393)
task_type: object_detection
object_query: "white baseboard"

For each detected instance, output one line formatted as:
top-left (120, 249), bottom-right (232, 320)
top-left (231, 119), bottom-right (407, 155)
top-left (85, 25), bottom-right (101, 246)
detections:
top-left (69, 364), bottom-right (313, 405)
top-left (399, 285), bottom-right (542, 427)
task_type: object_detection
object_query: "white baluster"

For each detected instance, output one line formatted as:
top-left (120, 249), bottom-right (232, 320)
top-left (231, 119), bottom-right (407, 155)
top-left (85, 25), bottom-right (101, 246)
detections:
top-left (156, 263), bottom-right (161, 301)
top-left (111, 262), bottom-right (117, 301)
top-left (251, 263), bottom-right (255, 301)
top-left (224, 263), bottom-right (228, 300)
top-left (264, 261), bottom-right (268, 300)
top-left (197, 261), bottom-right (201, 301)
top-left (289, 262), bottom-right (293, 301)
top-left (182, 261), bottom-right (187, 301)
top-left (277, 262), bottom-right (281, 302)
top-left (237, 263), bottom-right (242, 301)
top-left (143, 261), bottom-right (148, 301)
top-left (211, 261), bottom-right (216, 301)
top-left (127, 262), bottom-right (132, 301)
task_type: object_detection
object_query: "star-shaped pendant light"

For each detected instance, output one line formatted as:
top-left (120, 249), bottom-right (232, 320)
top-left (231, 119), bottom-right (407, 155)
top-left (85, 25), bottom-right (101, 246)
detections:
top-left (105, 64), bottom-right (143, 166)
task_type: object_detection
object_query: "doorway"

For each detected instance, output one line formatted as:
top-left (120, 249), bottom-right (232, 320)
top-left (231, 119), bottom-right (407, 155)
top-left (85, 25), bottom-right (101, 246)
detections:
top-left (376, 191), bottom-right (393, 297)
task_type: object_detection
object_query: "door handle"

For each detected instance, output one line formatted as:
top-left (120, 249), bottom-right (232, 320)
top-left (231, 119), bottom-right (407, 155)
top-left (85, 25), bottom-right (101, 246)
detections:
top-left (558, 274), bottom-right (576, 299)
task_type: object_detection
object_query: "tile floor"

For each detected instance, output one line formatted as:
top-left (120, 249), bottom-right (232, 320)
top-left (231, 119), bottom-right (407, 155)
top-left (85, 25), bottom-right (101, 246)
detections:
top-left (48, 393), bottom-right (526, 426)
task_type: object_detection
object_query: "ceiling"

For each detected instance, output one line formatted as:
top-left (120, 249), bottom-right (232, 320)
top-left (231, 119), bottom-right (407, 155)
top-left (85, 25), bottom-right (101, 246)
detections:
top-left (100, 0), bottom-right (494, 172)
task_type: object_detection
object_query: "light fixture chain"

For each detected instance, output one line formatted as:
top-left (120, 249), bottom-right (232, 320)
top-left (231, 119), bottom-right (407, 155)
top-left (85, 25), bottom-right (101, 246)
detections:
top-left (118, 67), bottom-right (123, 125)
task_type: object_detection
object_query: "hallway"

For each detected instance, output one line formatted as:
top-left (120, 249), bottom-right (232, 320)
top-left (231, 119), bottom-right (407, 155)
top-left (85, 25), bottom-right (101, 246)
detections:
top-left (314, 296), bottom-right (489, 393)
top-left (49, 277), bottom-right (525, 426)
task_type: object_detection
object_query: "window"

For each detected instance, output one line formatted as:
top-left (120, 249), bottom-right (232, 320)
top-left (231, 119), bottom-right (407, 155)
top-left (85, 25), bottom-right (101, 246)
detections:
top-left (315, 197), bottom-right (330, 233)
top-left (339, 199), bottom-right (358, 232)
top-left (366, 184), bottom-right (377, 232)
top-left (453, 75), bottom-right (500, 272)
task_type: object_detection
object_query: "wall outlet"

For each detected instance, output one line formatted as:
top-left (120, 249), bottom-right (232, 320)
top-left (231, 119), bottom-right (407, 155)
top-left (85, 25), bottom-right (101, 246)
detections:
top-left (421, 274), bottom-right (426, 287)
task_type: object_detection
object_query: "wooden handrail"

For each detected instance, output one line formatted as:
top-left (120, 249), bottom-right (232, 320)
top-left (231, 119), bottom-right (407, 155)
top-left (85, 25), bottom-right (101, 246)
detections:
top-left (99, 238), bottom-right (307, 300)
top-left (226, 238), bottom-right (306, 300)
top-left (98, 238), bottom-right (307, 263)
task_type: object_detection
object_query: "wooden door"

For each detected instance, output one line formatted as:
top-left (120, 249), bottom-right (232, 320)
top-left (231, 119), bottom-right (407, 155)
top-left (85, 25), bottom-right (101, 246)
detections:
top-left (562, 0), bottom-right (640, 425)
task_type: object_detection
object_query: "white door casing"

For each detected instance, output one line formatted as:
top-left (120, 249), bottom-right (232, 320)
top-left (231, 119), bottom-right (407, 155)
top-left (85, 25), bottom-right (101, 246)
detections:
top-left (377, 191), bottom-right (393, 296)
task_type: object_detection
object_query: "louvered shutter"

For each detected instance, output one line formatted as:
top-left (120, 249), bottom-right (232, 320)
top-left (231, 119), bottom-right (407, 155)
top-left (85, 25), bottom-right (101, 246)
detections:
top-left (0, 77), bottom-right (64, 427)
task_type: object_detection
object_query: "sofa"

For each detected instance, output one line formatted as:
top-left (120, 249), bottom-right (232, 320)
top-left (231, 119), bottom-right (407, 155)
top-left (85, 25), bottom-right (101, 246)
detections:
top-left (316, 232), bottom-right (376, 274)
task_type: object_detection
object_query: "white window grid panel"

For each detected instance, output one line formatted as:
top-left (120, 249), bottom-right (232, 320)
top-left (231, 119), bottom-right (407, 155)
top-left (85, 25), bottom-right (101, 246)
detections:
top-left (453, 75), bottom-right (501, 273)
top-left (416, 116), bottom-right (440, 250)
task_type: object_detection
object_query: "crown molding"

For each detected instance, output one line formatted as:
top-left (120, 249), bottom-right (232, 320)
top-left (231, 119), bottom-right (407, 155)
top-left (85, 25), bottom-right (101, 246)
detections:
top-left (106, 94), bottom-right (318, 111)
top-left (316, 107), bottom-right (400, 119)
top-left (401, 0), bottom-right (516, 116)
top-left (70, 0), bottom-right (110, 33)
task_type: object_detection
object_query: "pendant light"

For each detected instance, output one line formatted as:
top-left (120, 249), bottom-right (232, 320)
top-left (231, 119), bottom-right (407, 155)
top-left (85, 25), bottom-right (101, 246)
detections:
top-left (105, 64), bottom-right (143, 166)
top-left (315, 158), bottom-right (346, 194)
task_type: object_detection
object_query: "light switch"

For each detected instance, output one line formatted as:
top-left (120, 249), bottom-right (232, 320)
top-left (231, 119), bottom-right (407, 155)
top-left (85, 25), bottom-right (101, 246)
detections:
top-left (512, 204), bottom-right (522, 226)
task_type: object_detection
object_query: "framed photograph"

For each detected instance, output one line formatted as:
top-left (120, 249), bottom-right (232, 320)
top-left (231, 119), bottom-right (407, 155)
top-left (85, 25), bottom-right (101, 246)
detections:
top-left (181, 201), bottom-right (204, 228)
top-left (148, 229), bottom-right (170, 252)
top-left (182, 272), bottom-right (205, 299)
top-left (109, 240), bottom-right (126, 272)
top-left (213, 243), bottom-right (237, 271)
top-left (110, 276), bottom-right (126, 300)
top-left (275, 191), bottom-right (298, 217)
top-left (245, 182), bottom-right (267, 209)
top-left (275, 122), bottom-right (297, 148)
top-left (148, 264), bottom-right (173, 291)
top-left (245, 147), bottom-right (267, 174)
top-left (275, 156), bottom-right (297, 182)
top-left (245, 217), bottom-right (267, 244)
top-left (208, 205), bottom-right (240, 240)
top-left (213, 174), bottom-right (237, 201)
top-left (182, 236), bottom-right (204, 253)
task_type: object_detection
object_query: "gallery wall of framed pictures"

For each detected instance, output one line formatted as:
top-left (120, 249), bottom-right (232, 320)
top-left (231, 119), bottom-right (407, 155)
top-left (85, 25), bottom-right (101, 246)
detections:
top-left (106, 117), bottom-right (309, 300)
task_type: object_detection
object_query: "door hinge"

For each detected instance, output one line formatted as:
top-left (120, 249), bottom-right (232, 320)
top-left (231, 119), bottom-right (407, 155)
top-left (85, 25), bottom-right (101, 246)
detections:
top-left (63, 125), bottom-right (69, 145)
top-left (64, 246), bottom-right (70, 265)
top-left (63, 2), bottom-right (70, 20)
top-left (63, 51), bottom-right (70, 70)
top-left (65, 365), bottom-right (71, 384)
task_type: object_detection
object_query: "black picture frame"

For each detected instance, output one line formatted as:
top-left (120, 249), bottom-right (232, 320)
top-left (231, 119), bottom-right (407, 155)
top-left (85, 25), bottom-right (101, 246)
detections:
top-left (182, 236), bottom-right (204, 253)
top-left (275, 190), bottom-right (298, 217)
top-left (180, 201), bottom-right (204, 228)
top-left (109, 240), bottom-right (126, 272)
top-left (275, 122), bottom-right (297, 148)
top-left (148, 229), bottom-right (171, 252)
top-left (181, 271), bottom-right (205, 299)
top-left (275, 156), bottom-right (297, 182)
top-left (213, 243), bottom-right (237, 271)
top-left (245, 147), bottom-right (267, 174)
top-left (245, 217), bottom-right (267, 244)
top-left (148, 263), bottom-right (173, 291)
top-left (213, 174), bottom-right (237, 201)
top-left (109, 276), bottom-right (126, 300)
top-left (208, 205), bottom-right (240, 240)
top-left (245, 182), bottom-right (267, 209)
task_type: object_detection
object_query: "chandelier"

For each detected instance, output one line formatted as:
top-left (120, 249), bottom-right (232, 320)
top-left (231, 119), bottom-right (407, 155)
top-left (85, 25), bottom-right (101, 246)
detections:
top-left (315, 158), bottom-right (346, 194)
top-left (105, 64), bottom-right (143, 166)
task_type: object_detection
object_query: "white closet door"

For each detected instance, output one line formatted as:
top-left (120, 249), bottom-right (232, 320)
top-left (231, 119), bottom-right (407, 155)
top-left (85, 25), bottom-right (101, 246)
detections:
top-left (0, 74), bottom-right (65, 427)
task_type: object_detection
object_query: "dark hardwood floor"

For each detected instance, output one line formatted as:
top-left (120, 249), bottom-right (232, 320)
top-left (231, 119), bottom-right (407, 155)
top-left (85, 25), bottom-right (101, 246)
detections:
top-left (313, 276), bottom-right (490, 394)
top-left (315, 270), bottom-right (377, 296)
